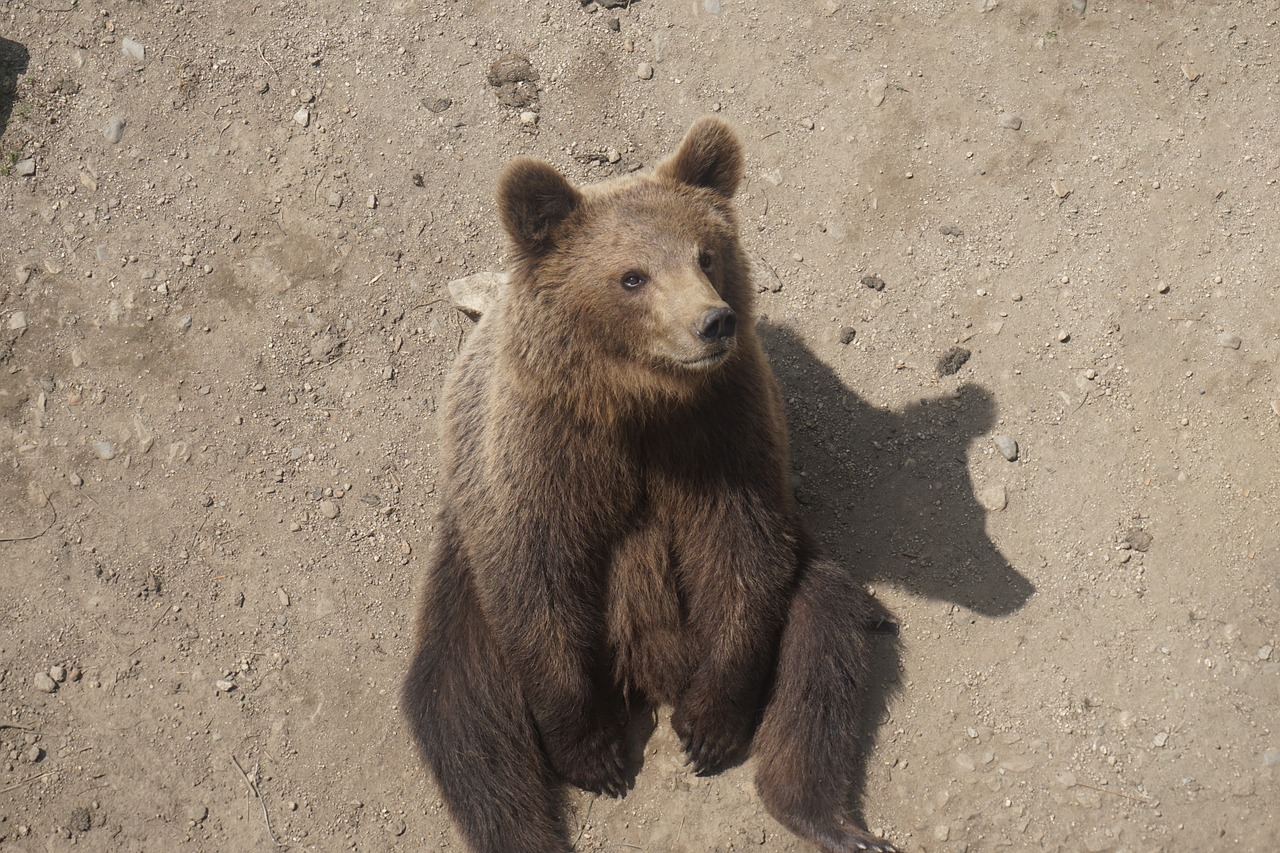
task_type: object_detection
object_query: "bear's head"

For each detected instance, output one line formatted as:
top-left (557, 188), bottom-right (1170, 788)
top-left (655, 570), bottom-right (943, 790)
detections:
top-left (495, 118), bottom-right (755, 411)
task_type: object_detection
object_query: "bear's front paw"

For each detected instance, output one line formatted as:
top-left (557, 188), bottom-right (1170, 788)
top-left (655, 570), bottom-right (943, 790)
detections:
top-left (547, 723), bottom-right (629, 798)
top-left (671, 690), bottom-right (755, 777)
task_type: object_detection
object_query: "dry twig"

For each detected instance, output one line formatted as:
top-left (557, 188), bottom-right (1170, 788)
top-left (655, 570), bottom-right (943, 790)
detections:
top-left (0, 498), bottom-right (57, 544)
top-left (231, 755), bottom-right (286, 847)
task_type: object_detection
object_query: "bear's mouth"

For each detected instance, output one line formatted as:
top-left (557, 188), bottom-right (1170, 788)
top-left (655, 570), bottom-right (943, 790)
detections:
top-left (675, 343), bottom-right (734, 369)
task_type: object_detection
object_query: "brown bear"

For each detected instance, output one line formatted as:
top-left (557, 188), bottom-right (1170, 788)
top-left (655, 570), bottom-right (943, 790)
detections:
top-left (401, 117), bottom-right (897, 853)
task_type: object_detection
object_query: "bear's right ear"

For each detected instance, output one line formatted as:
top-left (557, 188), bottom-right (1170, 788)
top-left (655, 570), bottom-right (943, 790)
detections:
top-left (656, 117), bottom-right (744, 200)
top-left (497, 158), bottom-right (582, 257)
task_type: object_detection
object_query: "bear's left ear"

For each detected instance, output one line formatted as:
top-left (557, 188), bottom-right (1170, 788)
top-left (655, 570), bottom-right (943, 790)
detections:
top-left (656, 117), bottom-right (744, 200)
top-left (498, 158), bottom-right (582, 257)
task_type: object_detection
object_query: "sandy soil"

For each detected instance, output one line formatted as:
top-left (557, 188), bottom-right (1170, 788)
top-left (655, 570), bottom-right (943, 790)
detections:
top-left (2, 0), bottom-right (1278, 850)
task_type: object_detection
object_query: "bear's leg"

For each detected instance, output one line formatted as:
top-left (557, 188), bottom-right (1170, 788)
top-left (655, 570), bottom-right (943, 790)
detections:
top-left (402, 548), bottom-right (571, 853)
top-left (752, 550), bottom-right (898, 853)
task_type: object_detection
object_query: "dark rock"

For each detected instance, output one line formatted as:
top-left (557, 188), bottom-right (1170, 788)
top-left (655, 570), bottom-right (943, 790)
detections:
top-left (937, 346), bottom-right (972, 376)
top-left (1122, 528), bottom-right (1153, 552)
top-left (861, 274), bottom-right (886, 291)
top-left (422, 96), bottom-right (453, 113)
top-left (69, 807), bottom-right (92, 833)
top-left (487, 54), bottom-right (540, 109)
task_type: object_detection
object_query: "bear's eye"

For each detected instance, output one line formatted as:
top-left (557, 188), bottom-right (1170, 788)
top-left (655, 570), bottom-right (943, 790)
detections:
top-left (698, 250), bottom-right (714, 271)
top-left (621, 271), bottom-right (648, 290)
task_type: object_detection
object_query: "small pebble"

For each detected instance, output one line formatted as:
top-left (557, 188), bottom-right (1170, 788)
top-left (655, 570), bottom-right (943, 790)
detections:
top-left (26, 745), bottom-right (43, 762)
top-left (1258, 644), bottom-right (1273, 661)
top-left (636, 62), bottom-right (654, 80)
top-left (319, 499), bottom-right (340, 519)
top-left (1157, 282), bottom-right (1169, 294)
top-left (838, 326), bottom-right (856, 346)
top-left (1218, 332), bottom-right (1242, 350)
top-left (34, 672), bottom-right (58, 693)
top-left (860, 274), bottom-right (886, 292)
top-left (93, 441), bottom-right (117, 461)
top-left (15, 158), bottom-right (36, 177)
top-left (1152, 731), bottom-right (1169, 747)
top-left (606, 17), bottom-right (620, 31)
top-left (121, 37), bottom-right (146, 62)
top-left (70, 473), bottom-right (84, 487)
top-left (50, 665), bottom-right (67, 682)
top-left (293, 108), bottom-right (311, 127)
top-left (978, 484), bottom-right (1008, 512)
top-left (993, 435), bottom-right (1019, 461)
top-left (367, 194), bottom-right (378, 209)
top-left (215, 679), bottom-right (235, 692)
top-left (1264, 748), bottom-right (1280, 767)
top-left (288, 521), bottom-right (302, 532)
top-left (104, 117), bottom-right (127, 144)
top-left (999, 114), bottom-right (1023, 130)
top-left (186, 804), bottom-right (209, 824)
top-left (7, 311), bottom-right (27, 330)
top-left (277, 587), bottom-right (290, 606)
top-left (800, 117), bottom-right (815, 130)
top-left (448, 271), bottom-right (509, 317)
top-left (1072, 0), bottom-right (1087, 14)
top-left (1058, 330), bottom-right (1071, 343)
top-left (519, 110), bottom-right (539, 126)
top-left (1052, 180), bottom-right (1071, 198)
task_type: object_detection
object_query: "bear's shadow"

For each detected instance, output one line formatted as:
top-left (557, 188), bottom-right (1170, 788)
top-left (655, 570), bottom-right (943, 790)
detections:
top-left (0, 38), bottom-right (30, 141)
top-left (758, 321), bottom-right (1034, 821)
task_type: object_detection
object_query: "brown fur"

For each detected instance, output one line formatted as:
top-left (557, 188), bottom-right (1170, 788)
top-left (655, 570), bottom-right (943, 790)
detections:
top-left (402, 117), bottom-right (897, 853)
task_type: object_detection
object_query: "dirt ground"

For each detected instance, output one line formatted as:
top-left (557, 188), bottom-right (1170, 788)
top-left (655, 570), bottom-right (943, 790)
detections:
top-left (2, 0), bottom-right (1278, 850)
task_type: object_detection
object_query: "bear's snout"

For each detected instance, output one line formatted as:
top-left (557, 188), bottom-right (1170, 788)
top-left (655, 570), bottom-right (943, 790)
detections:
top-left (697, 306), bottom-right (737, 342)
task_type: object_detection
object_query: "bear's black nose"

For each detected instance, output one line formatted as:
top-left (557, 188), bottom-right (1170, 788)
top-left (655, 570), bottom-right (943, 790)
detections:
top-left (697, 306), bottom-right (737, 341)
